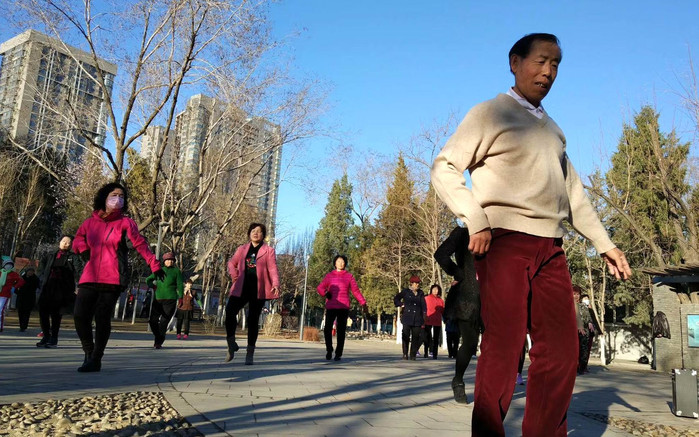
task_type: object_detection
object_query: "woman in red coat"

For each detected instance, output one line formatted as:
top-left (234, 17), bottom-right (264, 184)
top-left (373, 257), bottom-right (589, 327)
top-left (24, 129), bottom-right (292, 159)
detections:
top-left (0, 257), bottom-right (24, 332)
top-left (424, 284), bottom-right (445, 359)
top-left (224, 223), bottom-right (280, 365)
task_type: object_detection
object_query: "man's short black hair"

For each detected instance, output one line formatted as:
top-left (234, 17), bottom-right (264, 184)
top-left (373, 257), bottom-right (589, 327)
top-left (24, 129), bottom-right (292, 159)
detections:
top-left (509, 33), bottom-right (562, 74)
top-left (580, 294), bottom-right (590, 300)
top-left (93, 182), bottom-right (129, 213)
top-left (247, 222), bottom-right (267, 240)
top-left (333, 254), bottom-right (348, 268)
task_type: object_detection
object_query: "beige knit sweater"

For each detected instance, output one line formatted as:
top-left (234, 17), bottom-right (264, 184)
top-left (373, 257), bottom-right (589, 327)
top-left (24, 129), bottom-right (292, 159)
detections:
top-left (431, 93), bottom-right (615, 254)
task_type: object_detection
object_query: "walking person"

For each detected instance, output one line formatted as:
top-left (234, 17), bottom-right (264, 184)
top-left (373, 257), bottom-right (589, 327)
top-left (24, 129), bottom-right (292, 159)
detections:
top-left (16, 267), bottom-right (40, 332)
top-left (224, 223), bottom-right (280, 365)
top-left (36, 236), bottom-right (81, 347)
top-left (577, 291), bottom-right (600, 374)
top-left (394, 275), bottom-right (427, 360)
top-left (176, 279), bottom-right (195, 339)
top-left (0, 257), bottom-right (24, 332)
top-left (147, 252), bottom-right (184, 348)
top-left (424, 284), bottom-right (444, 359)
top-left (434, 226), bottom-right (482, 404)
top-left (431, 33), bottom-right (632, 435)
top-left (72, 182), bottom-right (163, 372)
top-left (316, 255), bottom-right (368, 361)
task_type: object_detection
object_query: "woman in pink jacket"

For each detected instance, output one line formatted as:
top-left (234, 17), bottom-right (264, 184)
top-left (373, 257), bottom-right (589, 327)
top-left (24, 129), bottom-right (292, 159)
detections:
top-left (317, 255), bottom-right (367, 361)
top-left (72, 182), bottom-right (163, 373)
top-left (225, 223), bottom-right (279, 365)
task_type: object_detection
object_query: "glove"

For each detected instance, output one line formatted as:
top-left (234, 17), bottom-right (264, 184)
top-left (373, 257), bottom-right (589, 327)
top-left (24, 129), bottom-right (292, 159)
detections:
top-left (325, 291), bottom-right (332, 300)
top-left (153, 269), bottom-right (165, 281)
top-left (361, 304), bottom-right (369, 316)
top-left (177, 298), bottom-right (183, 308)
top-left (80, 250), bottom-right (91, 263)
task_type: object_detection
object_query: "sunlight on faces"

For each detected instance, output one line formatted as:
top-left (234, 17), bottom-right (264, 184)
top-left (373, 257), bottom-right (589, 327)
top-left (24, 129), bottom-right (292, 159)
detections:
top-left (249, 226), bottom-right (264, 245)
top-left (510, 40), bottom-right (561, 107)
top-left (335, 257), bottom-right (346, 271)
top-left (59, 236), bottom-right (72, 251)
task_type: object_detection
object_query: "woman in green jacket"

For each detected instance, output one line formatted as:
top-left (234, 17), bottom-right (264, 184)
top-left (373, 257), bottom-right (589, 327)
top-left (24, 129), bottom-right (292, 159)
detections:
top-left (146, 252), bottom-right (183, 348)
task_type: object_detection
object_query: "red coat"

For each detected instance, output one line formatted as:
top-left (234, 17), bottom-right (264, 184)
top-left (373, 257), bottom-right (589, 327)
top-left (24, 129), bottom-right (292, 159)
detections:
top-left (425, 294), bottom-right (445, 326)
top-left (0, 270), bottom-right (24, 298)
top-left (227, 243), bottom-right (280, 300)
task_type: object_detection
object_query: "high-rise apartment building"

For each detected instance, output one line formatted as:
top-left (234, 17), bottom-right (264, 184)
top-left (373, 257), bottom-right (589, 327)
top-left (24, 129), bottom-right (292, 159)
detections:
top-left (174, 94), bottom-right (282, 241)
top-left (140, 125), bottom-right (175, 170)
top-left (0, 29), bottom-right (117, 156)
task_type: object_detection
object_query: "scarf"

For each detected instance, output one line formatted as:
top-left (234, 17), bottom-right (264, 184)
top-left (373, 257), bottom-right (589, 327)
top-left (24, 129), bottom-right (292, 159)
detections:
top-left (0, 269), bottom-right (8, 288)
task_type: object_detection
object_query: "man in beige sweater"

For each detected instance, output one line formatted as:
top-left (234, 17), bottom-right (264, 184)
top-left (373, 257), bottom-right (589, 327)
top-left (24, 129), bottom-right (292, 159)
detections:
top-left (431, 33), bottom-right (631, 437)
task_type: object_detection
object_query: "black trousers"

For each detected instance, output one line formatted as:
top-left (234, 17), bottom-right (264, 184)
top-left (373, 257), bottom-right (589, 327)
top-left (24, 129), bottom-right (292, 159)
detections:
top-left (225, 292), bottom-right (265, 348)
top-left (425, 325), bottom-right (441, 357)
top-left (176, 309), bottom-right (192, 335)
top-left (454, 319), bottom-right (480, 383)
top-left (38, 297), bottom-right (62, 340)
top-left (16, 295), bottom-right (35, 331)
top-left (73, 285), bottom-right (121, 360)
top-left (446, 331), bottom-right (460, 358)
top-left (324, 308), bottom-right (349, 357)
top-left (402, 325), bottom-right (423, 357)
top-left (149, 299), bottom-right (177, 345)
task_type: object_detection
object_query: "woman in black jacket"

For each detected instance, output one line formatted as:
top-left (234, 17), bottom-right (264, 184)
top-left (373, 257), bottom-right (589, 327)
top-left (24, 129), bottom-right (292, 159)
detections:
top-left (434, 226), bottom-right (481, 404)
top-left (36, 236), bottom-right (82, 348)
top-left (394, 275), bottom-right (427, 360)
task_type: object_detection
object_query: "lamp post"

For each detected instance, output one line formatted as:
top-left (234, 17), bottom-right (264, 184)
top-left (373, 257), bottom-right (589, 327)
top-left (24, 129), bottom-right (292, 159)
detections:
top-left (10, 214), bottom-right (23, 257)
top-left (299, 252), bottom-right (309, 341)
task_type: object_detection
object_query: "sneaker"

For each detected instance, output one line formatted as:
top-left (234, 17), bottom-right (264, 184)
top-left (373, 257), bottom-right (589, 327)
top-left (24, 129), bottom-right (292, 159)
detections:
top-left (416, 351), bottom-right (421, 357)
top-left (402, 354), bottom-right (408, 360)
top-left (176, 334), bottom-right (181, 340)
top-left (183, 334), bottom-right (188, 340)
top-left (37, 332), bottom-right (44, 338)
top-left (516, 373), bottom-right (524, 385)
top-left (45, 341), bottom-right (58, 349)
top-left (36, 337), bottom-right (50, 347)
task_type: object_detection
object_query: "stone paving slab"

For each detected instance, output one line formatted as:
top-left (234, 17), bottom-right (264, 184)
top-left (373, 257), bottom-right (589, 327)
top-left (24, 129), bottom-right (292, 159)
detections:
top-left (1, 326), bottom-right (698, 436)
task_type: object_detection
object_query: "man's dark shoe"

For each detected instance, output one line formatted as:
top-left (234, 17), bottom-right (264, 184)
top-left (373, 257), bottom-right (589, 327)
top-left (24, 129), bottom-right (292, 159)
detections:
top-left (334, 355), bottom-right (341, 361)
top-left (409, 355), bottom-right (416, 361)
top-left (45, 340), bottom-right (58, 348)
top-left (245, 349), bottom-right (254, 365)
top-left (402, 354), bottom-right (408, 360)
top-left (326, 351), bottom-right (332, 360)
top-left (36, 337), bottom-right (50, 347)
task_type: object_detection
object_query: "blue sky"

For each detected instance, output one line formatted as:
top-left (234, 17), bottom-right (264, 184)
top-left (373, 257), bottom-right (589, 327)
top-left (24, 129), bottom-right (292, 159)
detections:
top-left (2, 1), bottom-right (698, 245)
top-left (270, 1), bottom-right (699, 242)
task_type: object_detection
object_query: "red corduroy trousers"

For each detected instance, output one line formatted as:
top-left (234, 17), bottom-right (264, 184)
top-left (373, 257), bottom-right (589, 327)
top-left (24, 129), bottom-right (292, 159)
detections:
top-left (472, 230), bottom-right (578, 437)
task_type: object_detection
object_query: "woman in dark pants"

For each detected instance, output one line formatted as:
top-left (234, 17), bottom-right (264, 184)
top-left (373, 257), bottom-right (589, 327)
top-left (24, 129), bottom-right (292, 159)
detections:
top-left (317, 255), bottom-right (368, 361)
top-left (72, 182), bottom-right (163, 372)
top-left (224, 223), bottom-right (280, 365)
top-left (394, 275), bottom-right (427, 360)
top-left (16, 268), bottom-right (40, 332)
top-left (434, 226), bottom-right (482, 404)
top-left (36, 236), bottom-right (81, 347)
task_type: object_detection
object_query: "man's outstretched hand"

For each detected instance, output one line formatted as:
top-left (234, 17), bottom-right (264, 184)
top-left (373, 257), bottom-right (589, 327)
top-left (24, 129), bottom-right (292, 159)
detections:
top-left (602, 248), bottom-right (632, 280)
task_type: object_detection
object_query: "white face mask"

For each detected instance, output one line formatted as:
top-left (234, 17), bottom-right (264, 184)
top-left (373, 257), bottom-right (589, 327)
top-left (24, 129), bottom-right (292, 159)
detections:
top-left (582, 299), bottom-right (590, 306)
top-left (106, 196), bottom-right (124, 210)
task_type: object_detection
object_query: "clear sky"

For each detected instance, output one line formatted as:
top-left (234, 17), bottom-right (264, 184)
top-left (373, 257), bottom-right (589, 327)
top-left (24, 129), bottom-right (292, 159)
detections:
top-left (2, 1), bottom-right (698, 246)
top-left (269, 1), bottom-right (699, 243)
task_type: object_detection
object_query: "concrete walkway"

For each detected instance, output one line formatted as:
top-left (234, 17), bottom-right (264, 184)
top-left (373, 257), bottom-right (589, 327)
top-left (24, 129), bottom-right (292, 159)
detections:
top-left (0, 326), bottom-right (696, 436)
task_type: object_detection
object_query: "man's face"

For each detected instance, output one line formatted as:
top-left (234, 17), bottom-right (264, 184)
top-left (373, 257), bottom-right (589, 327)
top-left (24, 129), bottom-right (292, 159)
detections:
top-left (510, 40), bottom-right (561, 107)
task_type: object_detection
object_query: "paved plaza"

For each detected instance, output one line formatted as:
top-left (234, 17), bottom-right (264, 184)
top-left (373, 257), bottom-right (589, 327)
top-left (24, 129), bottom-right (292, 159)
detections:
top-left (1, 325), bottom-right (697, 436)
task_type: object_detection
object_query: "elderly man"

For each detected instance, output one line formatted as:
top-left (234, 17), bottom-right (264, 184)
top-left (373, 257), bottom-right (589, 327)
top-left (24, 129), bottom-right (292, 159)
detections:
top-left (431, 33), bottom-right (631, 436)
